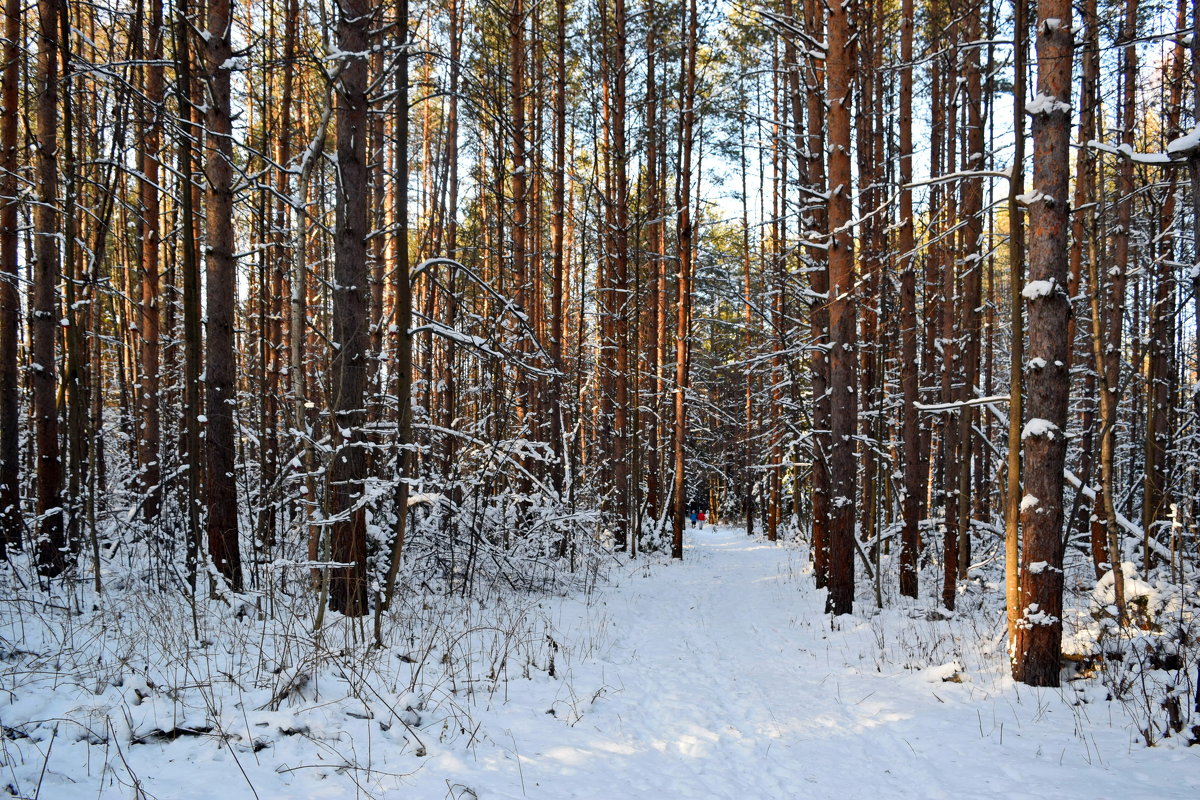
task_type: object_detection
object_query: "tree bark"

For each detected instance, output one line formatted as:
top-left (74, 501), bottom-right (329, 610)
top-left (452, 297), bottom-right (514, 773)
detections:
top-left (957, 0), bottom-right (986, 579)
top-left (327, 0), bottom-right (374, 616)
top-left (672, 0), bottom-right (698, 560)
top-left (1015, 0), bottom-right (1072, 687)
top-left (898, 0), bottom-right (919, 598)
top-left (32, 0), bottom-right (67, 576)
top-left (1068, 0), bottom-right (1102, 573)
top-left (0, 0), bottom-right (22, 556)
top-left (378, 0), bottom-right (413, 640)
top-left (612, 0), bottom-right (630, 549)
top-left (138, 0), bottom-right (164, 522)
top-left (57, 0), bottom-right (84, 565)
top-left (804, 0), bottom-right (829, 587)
top-left (550, 0), bottom-right (568, 498)
top-left (1005, 0), bottom-right (1027, 658)
top-left (825, 0), bottom-right (857, 615)
top-left (258, 0), bottom-right (299, 553)
top-left (204, 0), bottom-right (244, 591)
top-left (175, 0), bottom-right (204, 587)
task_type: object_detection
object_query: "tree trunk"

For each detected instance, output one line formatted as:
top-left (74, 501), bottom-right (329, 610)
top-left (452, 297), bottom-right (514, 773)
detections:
top-left (259, 0), bottom-right (299, 554)
top-left (0, 0), bottom-right (22, 556)
top-left (175, 1), bottom-right (204, 587)
top-left (937, 12), bottom-right (961, 611)
top-left (204, 0), bottom-right (243, 591)
top-left (767, 41), bottom-right (784, 544)
top-left (1005, 0), bottom-right (1027, 658)
top-left (328, 0), bottom-right (374, 617)
top-left (898, 0), bottom-right (919, 598)
top-left (32, 0), bottom-right (66, 576)
top-left (613, 0), bottom-right (630, 549)
top-left (57, 0), bottom-right (85, 567)
top-left (1142, 0), bottom-right (1185, 567)
top-left (957, 0), bottom-right (985, 579)
top-left (672, 0), bottom-right (698, 560)
top-left (550, 0), bottom-right (567, 498)
top-left (1069, 0), bottom-right (1102, 572)
top-left (138, 0), bottom-right (164, 522)
top-left (804, 0), bottom-right (829, 586)
top-left (378, 0), bottom-right (413, 640)
top-left (1108, 0), bottom-right (1138, 568)
top-left (825, 0), bottom-right (856, 615)
top-left (738, 70), bottom-right (754, 538)
top-left (1014, 0), bottom-right (1072, 687)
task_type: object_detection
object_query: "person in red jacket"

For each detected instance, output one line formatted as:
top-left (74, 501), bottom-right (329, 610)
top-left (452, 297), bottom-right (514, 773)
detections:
top-left (697, 510), bottom-right (706, 529)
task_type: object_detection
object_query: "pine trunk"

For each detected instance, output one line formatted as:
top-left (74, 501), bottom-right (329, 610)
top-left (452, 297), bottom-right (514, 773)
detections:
top-left (204, 0), bottom-right (243, 591)
top-left (327, 0), bottom-right (374, 616)
top-left (138, 0), bottom-right (164, 522)
top-left (825, 0), bottom-right (856, 615)
top-left (898, 0), bottom-right (919, 598)
top-left (0, 0), bottom-right (22, 555)
top-left (33, 0), bottom-right (66, 576)
top-left (672, 0), bottom-right (698, 560)
top-left (1015, 0), bottom-right (1072, 687)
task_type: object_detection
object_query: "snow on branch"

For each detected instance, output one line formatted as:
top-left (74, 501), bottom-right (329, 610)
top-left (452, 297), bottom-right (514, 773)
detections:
top-left (1064, 471), bottom-right (1174, 562)
top-left (1088, 138), bottom-right (1181, 165)
top-left (408, 257), bottom-right (561, 377)
top-left (1166, 127), bottom-right (1200, 158)
top-left (914, 395), bottom-right (1011, 413)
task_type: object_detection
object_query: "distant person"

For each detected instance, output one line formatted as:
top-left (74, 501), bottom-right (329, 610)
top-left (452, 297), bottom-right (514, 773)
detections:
top-left (698, 510), bottom-right (706, 529)
top-left (689, 510), bottom-right (698, 528)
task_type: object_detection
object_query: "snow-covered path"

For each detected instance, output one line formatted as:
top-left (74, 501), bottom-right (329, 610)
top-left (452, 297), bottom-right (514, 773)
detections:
top-left (413, 526), bottom-right (1199, 799)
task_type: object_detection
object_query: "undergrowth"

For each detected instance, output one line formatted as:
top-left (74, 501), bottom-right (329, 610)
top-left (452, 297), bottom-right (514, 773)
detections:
top-left (0, 506), bottom-right (616, 799)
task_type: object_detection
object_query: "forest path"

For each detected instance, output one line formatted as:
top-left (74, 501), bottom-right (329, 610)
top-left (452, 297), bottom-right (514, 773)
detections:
top-left (568, 524), bottom-right (913, 798)
top-left (416, 525), bottom-right (1194, 799)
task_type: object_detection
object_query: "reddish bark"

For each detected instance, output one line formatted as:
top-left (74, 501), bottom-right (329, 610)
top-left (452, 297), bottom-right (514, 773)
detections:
top-left (1015, 0), bottom-right (1073, 687)
top-left (204, 0), bottom-right (244, 591)
top-left (825, 0), bottom-right (857, 615)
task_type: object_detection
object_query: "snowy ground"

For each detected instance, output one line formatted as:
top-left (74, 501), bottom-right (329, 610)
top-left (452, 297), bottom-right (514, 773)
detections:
top-left (3, 526), bottom-right (1198, 798)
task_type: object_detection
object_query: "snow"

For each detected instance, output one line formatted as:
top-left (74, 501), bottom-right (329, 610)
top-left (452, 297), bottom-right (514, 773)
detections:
top-left (1131, 151), bottom-right (1173, 165)
top-left (1, 528), bottom-right (1196, 799)
top-left (1019, 604), bottom-right (1060, 627)
top-left (1093, 562), bottom-right (1162, 613)
top-left (1022, 417), bottom-right (1059, 440)
top-left (1021, 279), bottom-right (1056, 300)
top-left (1026, 92), bottom-right (1071, 116)
top-left (1089, 138), bottom-right (1177, 164)
top-left (1167, 126), bottom-right (1200, 157)
top-left (407, 491), bottom-right (442, 507)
